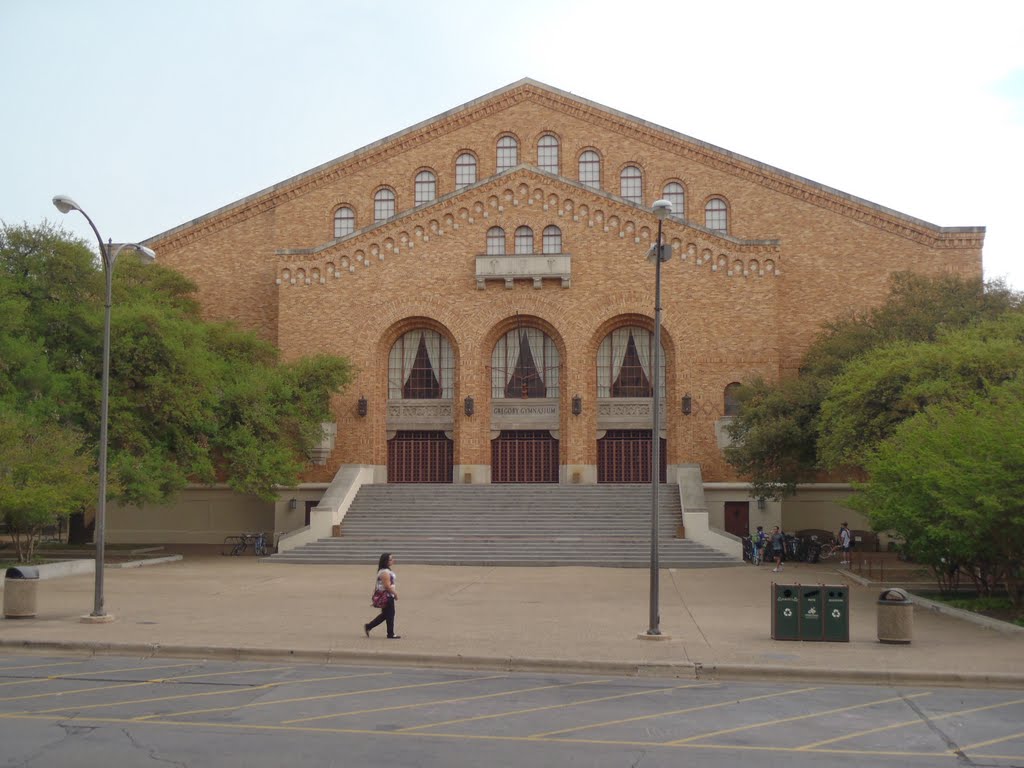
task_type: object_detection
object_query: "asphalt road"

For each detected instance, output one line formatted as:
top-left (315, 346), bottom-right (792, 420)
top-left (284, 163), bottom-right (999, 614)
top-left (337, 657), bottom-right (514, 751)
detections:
top-left (1, 653), bottom-right (1022, 768)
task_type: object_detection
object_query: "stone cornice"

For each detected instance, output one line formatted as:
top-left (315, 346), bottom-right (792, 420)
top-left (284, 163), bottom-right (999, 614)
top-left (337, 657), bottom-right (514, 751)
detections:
top-left (146, 78), bottom-right (983, 254)
top-left (274, 168), bottom-right (783, 288)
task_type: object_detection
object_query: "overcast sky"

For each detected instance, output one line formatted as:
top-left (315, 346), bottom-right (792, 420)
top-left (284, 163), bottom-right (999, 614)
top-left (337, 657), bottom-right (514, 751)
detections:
top-left (4, 1), bottom-right (1022, 288)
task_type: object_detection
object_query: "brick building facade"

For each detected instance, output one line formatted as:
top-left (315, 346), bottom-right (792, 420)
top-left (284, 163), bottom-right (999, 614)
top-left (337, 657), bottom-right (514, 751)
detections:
top-left (121, 79), bottom-right (983, 545)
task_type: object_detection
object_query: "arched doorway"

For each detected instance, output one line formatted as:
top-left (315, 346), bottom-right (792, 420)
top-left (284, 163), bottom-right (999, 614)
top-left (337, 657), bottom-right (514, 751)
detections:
top-left (489, 325), bottom-right (561, 483)
top-left (386, 328), bottom-right (455, 483)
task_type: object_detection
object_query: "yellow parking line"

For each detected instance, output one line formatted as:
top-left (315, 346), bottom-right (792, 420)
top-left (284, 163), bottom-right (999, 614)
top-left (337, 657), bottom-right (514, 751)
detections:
top-left (668, 692), bottom-right (932, 745)
top-left (959, 729), bottom-right (1024, 751)
top-left (284, 677), bottom-right (622, 724)
top-left (799, 696), bottom-right (1024, 749)
top-left (0, 661), bottom-right (196, 689)
top-left (0, 660), bottom-right (87, 673)
top-left (400, 682), bottom-right (712, 733)
top-left (0, 711), bottom-right (961, 756)
top-left (25, 671), bottom-right (386, 716)
top-left (529, 686), bottom-right (818, 738)
top-left (0, 665), bottom-right (296, 704)
top-left (142, 673), bottom-right (505, 721)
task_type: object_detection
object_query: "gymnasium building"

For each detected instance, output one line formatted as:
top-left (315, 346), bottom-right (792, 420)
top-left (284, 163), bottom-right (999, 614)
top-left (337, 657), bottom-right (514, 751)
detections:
top-left (110, 79), bottom-right (984, 554)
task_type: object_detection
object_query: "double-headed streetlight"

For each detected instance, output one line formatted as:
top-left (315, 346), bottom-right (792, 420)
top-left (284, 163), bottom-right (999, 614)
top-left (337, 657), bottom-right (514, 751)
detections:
top-left (52, 195), bottom-right (155, 622)
top-left (646, 198), bottom-right (673, 637)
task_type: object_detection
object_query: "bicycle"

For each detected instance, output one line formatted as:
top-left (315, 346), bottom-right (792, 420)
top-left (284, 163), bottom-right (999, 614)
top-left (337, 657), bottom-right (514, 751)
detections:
top-left (818, 539), bottom-right (838, 560)
top-left (221, 531), bottom-right (268, 556)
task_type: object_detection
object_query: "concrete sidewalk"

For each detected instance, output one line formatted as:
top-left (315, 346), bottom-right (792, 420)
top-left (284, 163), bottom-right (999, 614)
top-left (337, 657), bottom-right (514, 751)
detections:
top-left (1, 555), bottom-right (1021, 687)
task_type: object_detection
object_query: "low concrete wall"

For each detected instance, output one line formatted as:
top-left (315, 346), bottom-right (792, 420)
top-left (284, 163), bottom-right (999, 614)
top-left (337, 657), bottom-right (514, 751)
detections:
top-left (276, 465), bottom-right (375, 553)
top-left (676, 465), bottom-right (743, 558)
top-left (107, 487), bottom-right (274, 545)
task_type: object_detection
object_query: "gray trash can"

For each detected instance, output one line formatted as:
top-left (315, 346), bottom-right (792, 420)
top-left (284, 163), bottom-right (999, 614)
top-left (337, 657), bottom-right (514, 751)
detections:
top-left (4, 566), bottom-right (40, 619)
top-left (877, 587), bottom-right (913, 644)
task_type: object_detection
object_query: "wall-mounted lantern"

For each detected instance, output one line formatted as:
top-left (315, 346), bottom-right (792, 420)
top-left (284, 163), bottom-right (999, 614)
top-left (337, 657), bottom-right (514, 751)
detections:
top-left (357, 396), bottom-right (368, 417)
top-left (682, 394), bottom-right (692, 415)
top-left (464, 396), bottom-right (475, 417)
top-left (757, 497), bottom-right (766, 511)
top-left (571, 394), bottom-right (582, 416)
top-left (288, 498), bottom-right (298, 511)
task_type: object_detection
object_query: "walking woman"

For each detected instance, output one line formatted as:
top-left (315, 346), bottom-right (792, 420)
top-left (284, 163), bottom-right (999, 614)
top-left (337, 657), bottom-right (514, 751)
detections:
top-left (364, 553), bottom-right (400, 639)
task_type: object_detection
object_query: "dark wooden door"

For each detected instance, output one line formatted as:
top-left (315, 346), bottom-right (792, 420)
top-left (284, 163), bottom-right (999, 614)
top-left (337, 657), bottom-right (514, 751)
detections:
top-left (491, 430), bottom-right (559, 483)
top-left (597, 430), bottom-right (667, 483)
top-left (724, 501), bottom-right (750, 537)
top-left (387, 431), bottom-right (453, 483)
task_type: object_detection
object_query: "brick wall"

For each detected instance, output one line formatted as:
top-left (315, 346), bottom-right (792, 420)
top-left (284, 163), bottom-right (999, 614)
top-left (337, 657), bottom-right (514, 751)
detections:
top-left (147, 81), bottom-right (983, 482)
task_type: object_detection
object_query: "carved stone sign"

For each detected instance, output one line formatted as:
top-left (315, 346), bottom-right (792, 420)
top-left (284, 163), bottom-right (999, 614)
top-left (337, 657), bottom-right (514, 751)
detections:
top-left (597, 397), bottom-right (666, 432)
top-left (386, 400), bottom-right (454, 431)
top-left (491, 398), bottom-right (559, 429)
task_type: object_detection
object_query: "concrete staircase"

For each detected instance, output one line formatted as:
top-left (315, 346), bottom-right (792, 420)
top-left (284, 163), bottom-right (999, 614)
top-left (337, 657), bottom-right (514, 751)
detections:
top-left (269, 484), bottom-right (740, 568)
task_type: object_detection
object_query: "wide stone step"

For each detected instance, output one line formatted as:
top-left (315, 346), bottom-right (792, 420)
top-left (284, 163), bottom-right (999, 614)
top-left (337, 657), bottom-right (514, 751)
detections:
top-left (272, 483), bottom-right (737, 568)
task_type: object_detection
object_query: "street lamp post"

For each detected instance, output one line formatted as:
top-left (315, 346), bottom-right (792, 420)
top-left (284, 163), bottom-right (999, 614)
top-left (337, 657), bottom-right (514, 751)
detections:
top-left (52, 195), bottom-right (155, 622)
top-left (647, 198), bottom-right (673, 637)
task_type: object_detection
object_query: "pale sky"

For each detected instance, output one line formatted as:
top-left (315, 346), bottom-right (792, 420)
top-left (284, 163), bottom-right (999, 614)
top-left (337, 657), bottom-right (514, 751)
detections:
top-left (4, 0), bottom-right (1023, 289)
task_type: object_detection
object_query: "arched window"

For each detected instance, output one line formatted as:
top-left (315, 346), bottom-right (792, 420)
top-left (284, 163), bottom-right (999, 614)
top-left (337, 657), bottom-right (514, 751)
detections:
top-left (514, 226), bottom-right (534, 254)
top-left (705, 197), bottom-right (728, 233)
top-left (455, 152), bottom-right (477, 188)
top-left (724, 382), bottom-right (742, 416)
top-left (491, 327), bottom-right (560, 399)
top-left (486, 226), bottom-right (506, 255)
top-left (388, 330), bottom-right (454, 400)
top-left (333, 206), bottom-right (354, 238)
top-left (542, 225), bottom-right (561, 254)
top-left (579, 150), bottom-right (601, 188)
top-left (620, 165), bottom-right (643, 204)
top-left (662, 182), bottom-right (685, 219)
top-left (596, 326), bottom-right (666, 398)
top-left (497, 135), bottom-right (518, 172)
top-left (374, 188), bottom-right (396, 223)
top-left (414, 170), bottom-right (436, 206)
top-left (538, 134), bottom-right (559, 173)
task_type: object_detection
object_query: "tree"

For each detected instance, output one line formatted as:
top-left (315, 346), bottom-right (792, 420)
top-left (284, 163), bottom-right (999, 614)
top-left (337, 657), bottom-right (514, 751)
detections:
top-left (818, 314), bottom-right (1024, 468)
top-left (1, 222), bottom-right (354, 535)
top-left (724, 273), bottom-right (1022, 496)
top-left (0, 406), bottom-right (94, 562)
top-left (847, 378), bottom-right (1024, 606)
top-left (723, 375), bottom-right (825, 499)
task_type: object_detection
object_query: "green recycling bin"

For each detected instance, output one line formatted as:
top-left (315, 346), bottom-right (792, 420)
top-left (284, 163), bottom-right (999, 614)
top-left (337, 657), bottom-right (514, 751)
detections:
top-left (799, 586), bottom-right (824, 641)
top-left (771, 583), bottom-right (800, 640)
top-left (823, 585), bottom-right (850, 642)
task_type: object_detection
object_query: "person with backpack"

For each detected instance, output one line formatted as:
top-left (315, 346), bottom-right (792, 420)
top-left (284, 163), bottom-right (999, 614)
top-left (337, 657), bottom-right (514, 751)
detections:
top-left (770, 525), bottom-right (785, 572)
top-left (753, 526), bottom-right (767, 566)
top-left (839, 522), bottom-right (853, 567)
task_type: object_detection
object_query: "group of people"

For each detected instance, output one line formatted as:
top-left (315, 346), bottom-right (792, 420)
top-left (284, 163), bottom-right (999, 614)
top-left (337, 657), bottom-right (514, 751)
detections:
top-left (751, 522), bottom-right (854, 571)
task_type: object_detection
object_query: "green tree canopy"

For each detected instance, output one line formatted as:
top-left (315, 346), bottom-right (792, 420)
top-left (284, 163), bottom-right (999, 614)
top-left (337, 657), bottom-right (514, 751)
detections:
top-left (847, 377), bottom-right (1024, 606)
top-left (724, 272), bottom-right (1022, 497)
top-left (1, 222), bottom-right (354, 523)
top-left (0, 405), bottom-right (95, 561)
top-left (818, 313), bottom-right (1024, 468)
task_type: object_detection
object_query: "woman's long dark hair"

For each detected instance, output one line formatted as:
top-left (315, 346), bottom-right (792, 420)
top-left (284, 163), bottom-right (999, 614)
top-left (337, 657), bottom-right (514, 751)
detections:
top-left (377, 552), bottom-right (392, 570)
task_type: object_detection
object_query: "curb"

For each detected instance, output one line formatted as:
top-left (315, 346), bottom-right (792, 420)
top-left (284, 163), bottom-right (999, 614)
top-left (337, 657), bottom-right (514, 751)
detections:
top-left (842, 570), bottom-right (1024, 636)
top-left (2, 638), bottom-right (1022, 689)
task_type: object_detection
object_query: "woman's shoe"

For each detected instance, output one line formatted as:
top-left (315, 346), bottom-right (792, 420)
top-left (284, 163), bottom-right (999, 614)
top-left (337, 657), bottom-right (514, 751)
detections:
top-left (364, 624), bottom-right (371, 637)
top-left (387, 635), bottom-right (402, 639)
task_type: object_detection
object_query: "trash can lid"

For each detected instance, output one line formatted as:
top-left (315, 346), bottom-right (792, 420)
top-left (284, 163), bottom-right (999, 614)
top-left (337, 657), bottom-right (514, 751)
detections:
top-left (878, 587), bottom-right (911, 603)
top-left (5, 566), bottom-right (40, 580)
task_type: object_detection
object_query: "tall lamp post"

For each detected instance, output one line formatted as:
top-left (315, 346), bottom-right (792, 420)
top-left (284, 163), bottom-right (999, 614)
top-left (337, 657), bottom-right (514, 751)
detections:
top-left (52, 195), bottom-right (155, 622)
top-left (646, 198), bottom-right (672, 637)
